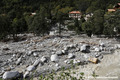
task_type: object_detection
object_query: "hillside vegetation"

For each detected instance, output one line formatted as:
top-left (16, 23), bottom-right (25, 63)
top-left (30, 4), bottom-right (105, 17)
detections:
top-left (0, 0), bottom-right (120, 40)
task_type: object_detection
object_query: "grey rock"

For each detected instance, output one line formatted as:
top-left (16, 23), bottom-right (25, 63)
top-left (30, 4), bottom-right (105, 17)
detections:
top-left (114, 44), bottom-right (120, 49)
top-left (51, 52), bottom-right (55, 54)
top-left (23, 54), bottom-right (27, 58)
top-left (80, 44), bottom-right (90, 53)
top-left (84, 54), bottom-right (89, 60)
top-left (23, 71), bottom-right (29, 78)
top-left (50, 54), bottom-right (59, 62)
top-left (12, 54), bottom-right (16, 57)
top-left (0, 72), bottom-right (4, 76)
top-left (68, 44), bottom-right (74, 48)
top-left (56, 50), bottom-right (62, 56)
top-left (33, 52), bottom-right (38, 57)
top-left (38, 63), bottom-right (43, 66)
top-left (7, 59), bottom-right (12, 62)
top-left (95, 53), bottom-right (101, 58)
top-left (62, 50), bottom-right (66, 54)
top-left (99, 46), bottom-right (103, 51)
top-left (64, 60), bottom-right (70, 64)
top-left (33, 59), bottom-right (40, 67)
top-left (64, 47), bottom-right (68, 51)
top-left (16, 57), bottom-right (22, 65)
top-left (99, 42), bottom-right (105, 47)
top-left (41, 56), bottom-right (47, 62)
top-left (68, 53), bottom-right (75, 59)
top-left (95, 47), bottom-right (100, 52)
top-left (73, 44), bottom-right (78, 47)
top-left (27, 65), bottom-right (35, 71)
top-left (55, 63), bottom-right (59, 67)
top-left (73, 59), bottom-right (80, 64)
top-left (99, 55), bottom-right (103, 59)
top-left (2, 71), bottom-right (20, 80)
top-left (28, 51), bottom-right (32, 56)
top-left (80, 45), bottom-right (86, 52)
top-left (76, 48), bottom-right (80, 51)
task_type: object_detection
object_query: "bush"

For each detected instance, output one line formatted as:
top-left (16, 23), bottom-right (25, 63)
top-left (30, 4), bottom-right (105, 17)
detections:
top-left (67, 25), bottom-right (75, 31)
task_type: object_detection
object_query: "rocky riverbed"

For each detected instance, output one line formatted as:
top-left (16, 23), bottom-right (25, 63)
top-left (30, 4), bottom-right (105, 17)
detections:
top-left (0, 31), bottom-right (120, 80)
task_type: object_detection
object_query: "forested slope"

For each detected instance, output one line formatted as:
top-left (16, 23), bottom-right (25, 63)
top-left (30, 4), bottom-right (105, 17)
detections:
top-left (0, 0), bottom-right (120, 40)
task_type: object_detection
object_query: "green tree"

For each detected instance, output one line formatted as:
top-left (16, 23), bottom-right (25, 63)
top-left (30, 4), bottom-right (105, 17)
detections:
top-left (92, 9), bottom-right (105, 35)
top-left (114, 10), bottom-right (120, 34)
top-left (0, 15), bottom-right (10, 40)
top-left (28, 7), bottom-right (50, 36)
top-left (56, 11), bottom-right (64, 36)
top-left (75, 0), bottom-right (91, 12)
top-left (11, 17), bottom-right (27, 39)
top-left (74, 19), bottom-right (82, 34)
top-left (82, 20), bottom-right (93, 37)
top-left (104, 10), bottom-right (120, 36)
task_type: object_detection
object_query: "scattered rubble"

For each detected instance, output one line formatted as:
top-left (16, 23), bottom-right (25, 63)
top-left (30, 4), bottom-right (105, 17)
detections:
top-left (0, 33), bottom-right (119, 79)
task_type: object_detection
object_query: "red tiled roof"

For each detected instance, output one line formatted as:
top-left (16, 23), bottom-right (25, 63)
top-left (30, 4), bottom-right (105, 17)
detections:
top-left (69, 11), bottom-right (81, 14)
top-left (108, 9), bottom-right (116, 12)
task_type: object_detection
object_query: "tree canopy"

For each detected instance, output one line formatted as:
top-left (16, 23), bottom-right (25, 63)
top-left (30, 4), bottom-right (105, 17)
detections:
top-left (0, 0), bottom-right (120, 40)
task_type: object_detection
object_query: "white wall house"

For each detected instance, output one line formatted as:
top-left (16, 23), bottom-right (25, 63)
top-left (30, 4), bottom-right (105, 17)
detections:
top-left (69, 11), bottom-right (82, 20)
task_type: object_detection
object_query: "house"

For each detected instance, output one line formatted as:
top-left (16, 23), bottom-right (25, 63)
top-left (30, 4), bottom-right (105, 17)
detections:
top-left (113, 3), bottom-right (120, 10)
top-left (69, 11), bottom-right (82, 20)
top-left (108, 3), bottom-right (120, 12)
top-left (108, 9), bottom-right (116, 12)
top-left (118, 3), bottom-right (120, 5)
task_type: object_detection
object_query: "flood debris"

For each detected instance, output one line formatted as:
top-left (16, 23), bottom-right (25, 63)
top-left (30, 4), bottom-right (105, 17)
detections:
top-left (0, 33), bottom-right (119, 79)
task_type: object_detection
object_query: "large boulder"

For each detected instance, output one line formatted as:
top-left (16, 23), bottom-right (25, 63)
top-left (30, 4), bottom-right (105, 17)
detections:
top-left (99, 40), bottom-right (105, 47)
top-left (27, 65), bottom-right (35, 72)
top-left (23, 71), bottom-right (29, 78)
top-left (68, 53), bottom-right (75, 59)
top-left (95, 47), bottom-right (101, 52)
top-left (33, 59), bottom-right (40, 67)
top-left (50, 54), bottom-right (59, 62)
top-left (80, 44), bottom-right (90, 53)
top-left (3, 71), bottom-right (20, 80)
